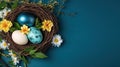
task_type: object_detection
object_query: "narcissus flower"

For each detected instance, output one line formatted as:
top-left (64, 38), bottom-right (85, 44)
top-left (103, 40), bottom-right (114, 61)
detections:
top-left (41, 20), bottom-right (53, 32)
top-left (0, 19), bottom-right (12, 32)
top-left (21, 25), bottom-right (30, 34)
top-left (51, 34), bottom-right (63, 47)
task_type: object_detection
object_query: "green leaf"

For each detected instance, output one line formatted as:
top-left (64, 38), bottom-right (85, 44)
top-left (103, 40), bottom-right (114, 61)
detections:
top-left (14, 22), bottom-right (21, 29)
top-left (0, 1), bottom-right (7, 10)
top-left (10, 27), bottom-right (16, 32)
top-left (20, 56), bottom-right (28, 67)
top-left (23, 46), bottom-right (35, 52)
top-left (11, 0), bottom-right (18, 10)
top-left (29, 50), bottom-right (37, 55)
top-left (35, 18), bottom-right (42, 29)
top-left (21, 56), bottom-right (28, 64)
top-left (31, 52), bottom-right (47, 59)
top-left (9, 61), bottom-right (16, 67)
top-left (9, 22), bottom-right (21, 32)
top-left (24, 62), bottom-right (27, 67)
top-left (0, 37), bottom-right (2, 42)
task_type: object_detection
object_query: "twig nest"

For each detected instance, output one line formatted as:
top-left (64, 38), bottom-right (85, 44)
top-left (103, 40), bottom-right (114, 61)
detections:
top-left (4, 3), bottom-right (58, 56)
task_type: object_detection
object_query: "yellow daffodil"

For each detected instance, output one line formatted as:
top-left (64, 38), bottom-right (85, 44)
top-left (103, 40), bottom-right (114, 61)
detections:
top-left (41, 20), bottom-right (53, 32)
top-left (21, 25), bottom-right (30, 34)
top-left (0, 19), bottom-right (12, 32)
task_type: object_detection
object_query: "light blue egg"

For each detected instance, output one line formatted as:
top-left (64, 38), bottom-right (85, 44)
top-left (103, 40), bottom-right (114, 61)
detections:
top-left (27, 27), bottom-right (43, 44)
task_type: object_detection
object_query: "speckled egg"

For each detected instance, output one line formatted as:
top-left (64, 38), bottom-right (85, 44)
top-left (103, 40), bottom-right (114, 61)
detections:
top-left (12, 30), bottom-right (28, 45)
top-left (27, 27), bottom-right (43, 44)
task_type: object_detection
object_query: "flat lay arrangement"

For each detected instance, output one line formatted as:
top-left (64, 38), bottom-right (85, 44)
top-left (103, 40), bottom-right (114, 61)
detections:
top-left (0, 0), bottom-right (65, 67)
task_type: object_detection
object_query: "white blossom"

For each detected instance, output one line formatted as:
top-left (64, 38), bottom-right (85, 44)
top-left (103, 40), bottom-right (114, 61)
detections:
top-left (51, 34), bottom-right (63, 47)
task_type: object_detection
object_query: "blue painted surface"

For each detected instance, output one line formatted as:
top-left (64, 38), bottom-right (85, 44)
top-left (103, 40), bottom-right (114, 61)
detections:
top-left (3, 0), bottom-right (120, 67)
top-left (28, 0), bottom-right (120, 67)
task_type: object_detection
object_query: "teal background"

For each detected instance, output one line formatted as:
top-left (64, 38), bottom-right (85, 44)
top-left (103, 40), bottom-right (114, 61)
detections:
top-left (3, 0), bottom-right (120, 67)
top-left (28, 0), bottom-right (120, 67)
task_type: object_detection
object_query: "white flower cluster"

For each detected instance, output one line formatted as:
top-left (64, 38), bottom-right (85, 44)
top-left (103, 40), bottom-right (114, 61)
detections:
top-left (0, 7), bottom-right (11, 19)
top-left (0, 40), bottom-right (20, 66)
top-left (0, 40), bottom-right (10, 50)
top-left (9, 50), bottom-right (20, 65)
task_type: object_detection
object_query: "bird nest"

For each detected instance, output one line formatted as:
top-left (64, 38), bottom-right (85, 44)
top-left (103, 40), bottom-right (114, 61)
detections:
top-left (3, 3), bottom-right (58, 56)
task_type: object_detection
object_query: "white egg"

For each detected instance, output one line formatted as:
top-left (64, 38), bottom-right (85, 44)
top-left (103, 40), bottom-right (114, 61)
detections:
top-left (12, 30), bottom-right (28, 45)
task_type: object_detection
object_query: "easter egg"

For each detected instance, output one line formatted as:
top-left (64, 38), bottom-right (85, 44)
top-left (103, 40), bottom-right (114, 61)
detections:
top-left (27, 27), bottom-right (43, 44)
top-left (12, 30), bottom-right (28, 45)
top-left (17, 12), bottom-right (35, 26)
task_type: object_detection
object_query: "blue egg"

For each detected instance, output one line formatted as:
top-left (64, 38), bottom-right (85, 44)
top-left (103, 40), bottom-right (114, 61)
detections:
top-left (17, 12), bottom-right (35, 27)
top-left (27, 27), bottom-right (43, 44)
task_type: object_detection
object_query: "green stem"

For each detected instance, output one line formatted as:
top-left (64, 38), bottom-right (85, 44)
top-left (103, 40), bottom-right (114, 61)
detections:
top-left (0, 52), bottom-right (10, 57)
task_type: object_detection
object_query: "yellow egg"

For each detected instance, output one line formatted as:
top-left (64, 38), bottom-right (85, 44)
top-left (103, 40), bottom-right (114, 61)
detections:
top-left (12, 30), bottom-right (28, 45)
